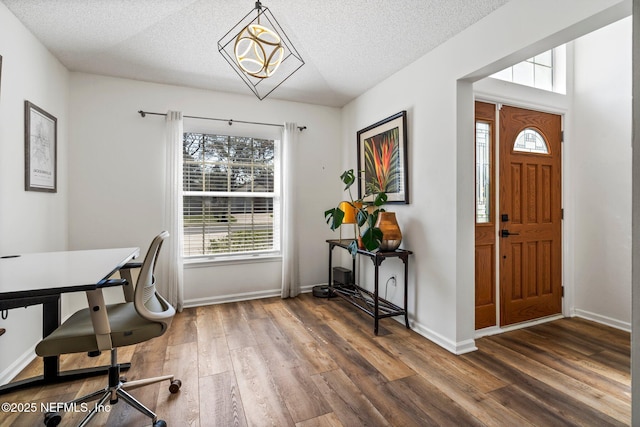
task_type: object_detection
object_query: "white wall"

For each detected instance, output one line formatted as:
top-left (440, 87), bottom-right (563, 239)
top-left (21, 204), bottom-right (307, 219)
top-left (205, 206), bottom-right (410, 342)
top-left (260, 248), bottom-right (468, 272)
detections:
top-left (342, 0), bottom-right (632, 353)
top-left (0, 3), bottom-right (69, 384)
top-left (572, 17), bottom-right (632, 329)
top-left (68, 73), bottom-right (342, 306)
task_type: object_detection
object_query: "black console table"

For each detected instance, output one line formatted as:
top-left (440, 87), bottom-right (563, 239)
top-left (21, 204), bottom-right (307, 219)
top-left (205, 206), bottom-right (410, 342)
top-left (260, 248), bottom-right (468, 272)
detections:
top-left (327, 239), bottom-right (412, 335)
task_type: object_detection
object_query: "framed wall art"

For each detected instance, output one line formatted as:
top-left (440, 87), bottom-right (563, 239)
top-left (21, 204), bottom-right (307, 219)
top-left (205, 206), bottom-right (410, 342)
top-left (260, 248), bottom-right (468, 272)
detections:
top-left (25, 101), bottom-right (57, 192)
top-left (357, 110), bottom-right (409, 204)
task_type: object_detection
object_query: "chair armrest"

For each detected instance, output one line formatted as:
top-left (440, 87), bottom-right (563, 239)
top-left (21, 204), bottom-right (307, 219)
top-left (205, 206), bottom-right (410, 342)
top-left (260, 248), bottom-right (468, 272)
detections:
top-left (85, 289), bottom-right (113, 351)
top-left (121, 262), bottom-right (143, 270)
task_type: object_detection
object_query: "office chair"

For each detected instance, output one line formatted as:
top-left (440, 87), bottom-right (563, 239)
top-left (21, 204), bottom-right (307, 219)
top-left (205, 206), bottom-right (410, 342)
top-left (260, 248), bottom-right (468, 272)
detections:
top-left (35, 231), bottom-right (181, 427)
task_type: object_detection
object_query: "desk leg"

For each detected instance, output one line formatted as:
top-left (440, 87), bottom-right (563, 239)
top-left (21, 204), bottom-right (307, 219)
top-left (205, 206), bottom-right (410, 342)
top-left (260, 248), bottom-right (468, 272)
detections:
top-left (42, 296), bottom-right (61, 380)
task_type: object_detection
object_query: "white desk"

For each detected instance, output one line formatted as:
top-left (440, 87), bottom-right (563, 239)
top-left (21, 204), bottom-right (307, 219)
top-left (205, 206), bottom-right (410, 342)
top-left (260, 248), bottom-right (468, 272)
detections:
top-left (0, 247), bottom-right (139, 395)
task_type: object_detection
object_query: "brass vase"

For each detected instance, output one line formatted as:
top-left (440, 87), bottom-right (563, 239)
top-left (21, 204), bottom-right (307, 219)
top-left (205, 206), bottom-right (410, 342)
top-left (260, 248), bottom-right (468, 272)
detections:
top-left (375, 212), bottom-right (402, 251)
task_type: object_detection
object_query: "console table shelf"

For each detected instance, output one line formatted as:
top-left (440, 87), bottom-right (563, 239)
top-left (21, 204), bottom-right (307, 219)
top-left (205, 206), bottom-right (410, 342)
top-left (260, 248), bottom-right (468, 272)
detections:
top-left (326, 239), bottom-right (412, 335)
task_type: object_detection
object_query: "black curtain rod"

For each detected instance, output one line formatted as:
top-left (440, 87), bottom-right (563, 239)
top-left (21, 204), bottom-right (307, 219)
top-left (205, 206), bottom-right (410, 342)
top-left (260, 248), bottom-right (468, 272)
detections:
top-left (137, 110), bottom-right (307, 131)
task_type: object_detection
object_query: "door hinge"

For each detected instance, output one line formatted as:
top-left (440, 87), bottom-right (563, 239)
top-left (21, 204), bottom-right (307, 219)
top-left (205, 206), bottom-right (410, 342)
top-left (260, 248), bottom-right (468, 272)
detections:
top-left (561, 208), bottom-right (564, 220)
top-left (562, 286), bottom-right (564, 297)
top-left (561, 131), bottom-right (564, 142)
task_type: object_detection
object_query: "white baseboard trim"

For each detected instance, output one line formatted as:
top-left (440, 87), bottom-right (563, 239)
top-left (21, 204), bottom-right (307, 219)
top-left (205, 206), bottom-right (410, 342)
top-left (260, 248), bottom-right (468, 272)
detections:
top-left (410, 320), bottom-right (478, 355)
top-left (0, 344), bottom-right (37, 387)
top-left (183, 283), bottom-right (317, 308)
top-left (574, 309), bottom-right (631, 332)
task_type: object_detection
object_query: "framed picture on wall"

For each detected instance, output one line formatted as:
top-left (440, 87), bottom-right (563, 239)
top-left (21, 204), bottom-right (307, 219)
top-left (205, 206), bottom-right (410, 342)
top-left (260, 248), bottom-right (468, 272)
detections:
top-left (24, 101), bottom-right (57, 192)
top-left (357, 110), bottom-right (409, 204)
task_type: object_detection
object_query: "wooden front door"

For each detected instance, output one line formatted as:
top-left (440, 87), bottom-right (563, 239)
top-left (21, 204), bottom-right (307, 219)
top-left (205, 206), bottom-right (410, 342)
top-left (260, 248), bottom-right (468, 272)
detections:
top-left (499, 105), bottom-right (562, 326)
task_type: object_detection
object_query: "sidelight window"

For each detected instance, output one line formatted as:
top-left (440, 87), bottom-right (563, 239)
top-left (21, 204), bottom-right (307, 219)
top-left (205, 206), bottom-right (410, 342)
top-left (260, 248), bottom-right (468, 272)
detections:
top-left (475, 122), bottom-right (491, 223)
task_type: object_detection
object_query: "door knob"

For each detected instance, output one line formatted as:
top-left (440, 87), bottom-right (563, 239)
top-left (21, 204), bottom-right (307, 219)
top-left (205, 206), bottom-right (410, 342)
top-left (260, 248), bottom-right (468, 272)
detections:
top-left (500, 229), bottom-right (520, 238)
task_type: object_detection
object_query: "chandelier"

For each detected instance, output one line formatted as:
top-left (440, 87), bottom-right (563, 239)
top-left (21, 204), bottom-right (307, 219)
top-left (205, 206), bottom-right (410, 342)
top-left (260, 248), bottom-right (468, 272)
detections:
top-left (218, 1), bottom-right (305, 100)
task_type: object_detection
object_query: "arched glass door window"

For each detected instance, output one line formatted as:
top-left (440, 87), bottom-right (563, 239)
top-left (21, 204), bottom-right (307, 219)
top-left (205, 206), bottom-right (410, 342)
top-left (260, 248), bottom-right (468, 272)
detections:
top-left (513, 128), bottom-right (549, 154)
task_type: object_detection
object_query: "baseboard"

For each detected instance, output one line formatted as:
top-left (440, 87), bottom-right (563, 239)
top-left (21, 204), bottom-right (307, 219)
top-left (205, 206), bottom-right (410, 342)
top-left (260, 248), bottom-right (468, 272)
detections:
top-left (183, 283), bottom-right (317, 308)
top-left (0, 344), bottom-right (36, 387)
top-left (574, 309), bottom-right (631, 332)
top-left (410, 320), bottom-right (478, 355)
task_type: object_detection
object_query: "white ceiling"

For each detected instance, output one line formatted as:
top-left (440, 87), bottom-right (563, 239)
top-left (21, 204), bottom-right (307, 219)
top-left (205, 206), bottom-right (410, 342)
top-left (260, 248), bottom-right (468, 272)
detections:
top-left (1, 0), bottom-right (511, 107)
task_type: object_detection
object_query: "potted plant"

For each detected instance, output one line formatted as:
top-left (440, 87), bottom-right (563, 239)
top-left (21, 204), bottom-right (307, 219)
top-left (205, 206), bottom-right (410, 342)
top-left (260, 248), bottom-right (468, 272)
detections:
top-left (324, 169), bottom-right (387, 257)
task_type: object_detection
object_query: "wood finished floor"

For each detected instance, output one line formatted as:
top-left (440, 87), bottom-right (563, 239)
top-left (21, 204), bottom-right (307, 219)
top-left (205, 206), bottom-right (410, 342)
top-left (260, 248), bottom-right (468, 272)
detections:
top-left (0, 293), bottom-right (630, 426)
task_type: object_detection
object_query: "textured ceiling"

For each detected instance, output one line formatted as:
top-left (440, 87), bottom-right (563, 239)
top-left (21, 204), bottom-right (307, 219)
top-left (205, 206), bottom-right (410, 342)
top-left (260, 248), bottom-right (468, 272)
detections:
top-left (1, 0), bottom-right (511, 107)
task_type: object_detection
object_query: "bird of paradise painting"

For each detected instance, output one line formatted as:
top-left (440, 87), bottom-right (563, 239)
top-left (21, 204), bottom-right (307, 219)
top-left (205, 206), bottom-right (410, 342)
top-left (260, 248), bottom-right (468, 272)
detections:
top-left (363, 127), bottom-right (400, 194)
top-left (357, 111), bottom-right (408, 204)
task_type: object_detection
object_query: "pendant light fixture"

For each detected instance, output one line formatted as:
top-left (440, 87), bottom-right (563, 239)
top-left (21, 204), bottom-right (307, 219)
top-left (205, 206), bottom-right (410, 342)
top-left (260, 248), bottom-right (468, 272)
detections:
top-left (218, 1), bottom-right (304, 100)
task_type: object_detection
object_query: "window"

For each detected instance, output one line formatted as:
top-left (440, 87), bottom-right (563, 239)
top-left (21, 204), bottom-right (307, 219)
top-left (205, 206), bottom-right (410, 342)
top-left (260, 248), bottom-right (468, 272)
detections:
top-left (475, 122), bottom-right (491, 223)
top-left (491, 46), bottom-right (566, 94)
top-left (513, 128), bottom-right (549, 154)
top-left (182, 132), bottom-right (279, 259)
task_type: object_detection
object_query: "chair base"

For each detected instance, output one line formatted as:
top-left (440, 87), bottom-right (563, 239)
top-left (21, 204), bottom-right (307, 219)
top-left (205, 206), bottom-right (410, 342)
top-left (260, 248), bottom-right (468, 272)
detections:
top-left (43, 349), bottom-right (180, 427)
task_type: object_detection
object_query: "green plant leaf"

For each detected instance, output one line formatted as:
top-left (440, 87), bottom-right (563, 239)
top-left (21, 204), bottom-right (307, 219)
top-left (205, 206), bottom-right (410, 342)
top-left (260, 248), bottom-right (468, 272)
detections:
top-left (374, 192), bottom-right (387, 206)
top-left (347, 240), bottom-right (359, 257)
top-left (340, 169), bottom-right (356, 190)
top-left (367, 210), bottom-right (379, 228)
top-left (361, 226), bottom-right (383, 251)
top-left (356, 208), bottom-right (368, 227)
top-left (324, 207), bottom-right (345, 231)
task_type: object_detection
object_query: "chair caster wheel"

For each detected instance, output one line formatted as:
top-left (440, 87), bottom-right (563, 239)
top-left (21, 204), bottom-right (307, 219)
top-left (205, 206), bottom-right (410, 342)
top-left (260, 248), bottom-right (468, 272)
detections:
top-left (169, 379), bottom-right (182, 393)
top-left (154, 420), bottom-right (167, 427)
top-left (44, 412), bottom-right (61, 426)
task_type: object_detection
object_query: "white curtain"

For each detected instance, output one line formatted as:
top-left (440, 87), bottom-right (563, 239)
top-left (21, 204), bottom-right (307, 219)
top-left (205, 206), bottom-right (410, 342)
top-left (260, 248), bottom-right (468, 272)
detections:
top-left (281, 122), bottom-right (300, 298)
top-left (161, 111), bottom-right (184, 311)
